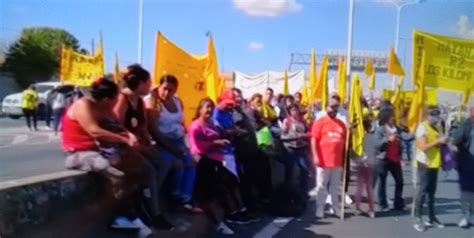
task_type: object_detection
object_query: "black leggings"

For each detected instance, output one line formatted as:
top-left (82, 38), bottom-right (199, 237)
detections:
top-left (23, 108), bottom-right (37, 129)
top-left (194, 156), bottom-right (243, 223)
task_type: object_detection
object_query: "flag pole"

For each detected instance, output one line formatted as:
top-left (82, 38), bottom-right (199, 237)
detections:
top-left (340, 111), bottom-right (351, 221)
top-left (341, 0), bottom-right (355, 221)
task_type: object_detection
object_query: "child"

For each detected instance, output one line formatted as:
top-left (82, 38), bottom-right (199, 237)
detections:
top-left (355, 118), bottom-right (377, 218)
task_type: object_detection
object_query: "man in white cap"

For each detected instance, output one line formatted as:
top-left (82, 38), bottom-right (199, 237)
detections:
top-left (311, 97), bottom-right (348, 219)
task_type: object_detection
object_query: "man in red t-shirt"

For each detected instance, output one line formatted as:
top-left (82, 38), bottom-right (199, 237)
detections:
top-left (311, 98), bottom-right (347, 219)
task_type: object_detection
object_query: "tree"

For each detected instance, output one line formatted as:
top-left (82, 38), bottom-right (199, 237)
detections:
top-left (2, 27), bottom-right (87, 88)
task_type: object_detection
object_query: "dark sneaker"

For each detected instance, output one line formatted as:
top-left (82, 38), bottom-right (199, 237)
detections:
top-left (225, 213), bottom-right (252, 225)
top-left (414, 219), bottom-right (427, 232)
top-left (152, 214), bottom-right (174, 231)
top-left (238, 211), bottom-right (260, 223)
top-left (380, 206), bottom-right (390, 212)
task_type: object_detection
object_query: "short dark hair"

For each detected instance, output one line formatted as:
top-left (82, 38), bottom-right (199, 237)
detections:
top-left (91, 76), bottom-right (118, 101)
top-left (123, 64), bottom-right (150, 90)
top-left (378, 108), bottom-right (395, 126)
top-left (231, 87), bottom-right (242, 95)
top-left (266, 88), bottom-right (274, 94)
top-left (159, 74), bottom-right (179, 88)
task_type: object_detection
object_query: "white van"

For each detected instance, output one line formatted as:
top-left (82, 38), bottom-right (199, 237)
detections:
top-left (1, 82), bottom-right (74, 119)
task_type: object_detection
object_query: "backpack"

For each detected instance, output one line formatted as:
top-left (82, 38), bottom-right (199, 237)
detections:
top-left (268, 182), bottom-right (307, 217)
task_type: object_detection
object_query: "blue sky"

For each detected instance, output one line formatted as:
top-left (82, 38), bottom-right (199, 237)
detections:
top-left (1, 0), bottom-right (473, 90)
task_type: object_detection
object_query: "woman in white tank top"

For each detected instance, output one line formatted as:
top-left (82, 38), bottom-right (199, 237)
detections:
top-left (145, 74), bottom-right (198, 211)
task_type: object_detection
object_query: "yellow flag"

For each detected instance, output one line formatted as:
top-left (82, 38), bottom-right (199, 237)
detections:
top-left (413, 30), bottom-right (474, 92)
top-left (365, 58), bottom-right (375, 90)
top-left (301, 80), bottom-right (310, 105)
top-left (313, 55), bottom-right (328, 107)
top-left (60, 44), bottom-right (104, 87)
top-left (391, 84), bottom-right (402, 125)
top-left (154, 32), bottom-right (208, 126)
top-left (349, 74), bottom-right (364, 157)
top-left (388, 47), bottom-right (405, 76)
top-left (204, 35), bottom-right (221, 102)
top-left (217, 77), bottom-right (225, 96)
top-left (337, 57), bottom-right (347, 103)
top-left (365, 58), bottom-right (375, 76)
top-left (407, 51), bottom-right (426, 133)
top-left (113, 52), bottom-right (120, 83)
top-left (309, 49), bottom-right (317, 94)
top-left (283, 69), bottom-right (289, 95)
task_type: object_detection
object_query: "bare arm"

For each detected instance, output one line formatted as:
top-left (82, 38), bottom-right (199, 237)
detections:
top-left (73, 100), bottom-right (129, 144)
top-left (416, 135), bottom-right (444, 152)
top-left (113, 93), bottom-right (128, 126)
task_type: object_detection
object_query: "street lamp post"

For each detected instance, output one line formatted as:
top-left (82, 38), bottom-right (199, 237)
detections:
top-left (138, 0), bottom-right (144, 64)
top-left (390, 0), bottom-right (424, 89)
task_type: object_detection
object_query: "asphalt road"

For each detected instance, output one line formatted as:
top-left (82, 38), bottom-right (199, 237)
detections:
top-left (2, 118), bottom-right (473, 237)
top-left (0, 117), bottom-right (65, 181)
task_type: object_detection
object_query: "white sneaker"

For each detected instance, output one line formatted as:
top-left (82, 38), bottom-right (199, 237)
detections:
top-left (309, 189), bottom-right (317, 197)
top-left (326, 208), bottom-right (335, 215)
top-left (216, 222), bottom-right (234, 235)
top-left (345, 195), bottom-right (353, 205)
top-left (132, 218), bottom-right (153, 237)
top-left (110, 216), bottom-right (140, 229)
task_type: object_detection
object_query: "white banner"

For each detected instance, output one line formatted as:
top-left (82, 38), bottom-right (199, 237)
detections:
top-left (234, 70), bottom-right (305, 99)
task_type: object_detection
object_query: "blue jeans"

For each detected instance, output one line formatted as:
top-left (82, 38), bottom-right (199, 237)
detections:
top-left (53, 108), bottom-right (65, 133)
top-left (284, 147), bottom-right (309, 192)
top-left (158, 138), bottom-right (196, 203)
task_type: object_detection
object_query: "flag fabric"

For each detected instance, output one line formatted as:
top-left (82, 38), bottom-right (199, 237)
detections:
top-left (337, 57), bottom-right (347, 103)
top-left (154, 32), bottom-right (208, 126)
top-left (60, 41), bottom-right (105, 87)
top-left (388, 47), bottom-right (405, 76)
top-left (413, 30), bottom-right (474, 92)
top-left (365, 58), bottom-right (376, 90)
top-left (391, 84), bottom-right (402, 125)
top-left (203, 35), bottom-right (221, 102)
top-left (407, 51), bottom-right (426, 133)
top-left (349, 74), bottom-right (364, 157)
top-left (313, 55), bottom-right (329, 108)
top-left (113, 52), bottom-right (120, 84)
top-left (309, 49), bottom-right (317, 95)
top-left (283, 69), bottom-right (289, 95)
top-left (217, 77), bottom-right (225, 96)
top-left (301, 80), bottom-right (310, 105)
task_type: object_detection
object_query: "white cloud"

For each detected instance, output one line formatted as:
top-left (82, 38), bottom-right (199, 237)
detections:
top-left (455, 15), bottom-right (474, 39)
top-left (248, 41), bottom-right (264, 51)
top-left (233, 0), bottom-right (303, 17)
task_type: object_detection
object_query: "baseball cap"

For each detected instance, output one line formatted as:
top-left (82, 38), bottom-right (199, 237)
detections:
top-left (218, 89), bottom-right (236, 106)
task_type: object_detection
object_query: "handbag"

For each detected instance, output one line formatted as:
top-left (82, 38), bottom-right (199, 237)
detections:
top-left (256, 126), bottom-right (273, 147)
top-left (441, 144), bottom-right (456, 171)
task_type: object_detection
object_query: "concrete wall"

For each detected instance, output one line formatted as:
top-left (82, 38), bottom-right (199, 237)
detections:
top-left (0, 170), bottom-right (99, 237)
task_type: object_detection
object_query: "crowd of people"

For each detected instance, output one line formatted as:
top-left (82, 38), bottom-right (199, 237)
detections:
top-left (55, 63), bottom-right (474, 236)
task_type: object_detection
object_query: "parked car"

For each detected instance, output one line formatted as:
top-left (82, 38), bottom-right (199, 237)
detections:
top-left (2, 82), bottom-right (74, 119)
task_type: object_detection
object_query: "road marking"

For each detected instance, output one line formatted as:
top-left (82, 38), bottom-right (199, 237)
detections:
top-left (253, 217), bottom-right (293, 238)
top-left (12, 135), bottom-right (28, 145)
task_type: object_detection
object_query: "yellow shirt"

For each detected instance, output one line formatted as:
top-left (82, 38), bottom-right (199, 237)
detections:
top-left (22, 89), bottom-right (38, 110)
top-left (415, 122), bottom-right (442, 169)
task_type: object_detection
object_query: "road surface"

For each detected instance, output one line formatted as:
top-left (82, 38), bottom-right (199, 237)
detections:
top-left (0, 118), bottom-right (65, 181)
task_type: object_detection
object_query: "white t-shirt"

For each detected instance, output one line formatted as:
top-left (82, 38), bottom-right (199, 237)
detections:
top-left (415, 124), bottom-right (428, 165)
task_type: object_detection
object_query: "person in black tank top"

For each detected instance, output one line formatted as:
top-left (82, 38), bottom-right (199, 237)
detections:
top-left (114, 64), bottom-right (174, 231)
